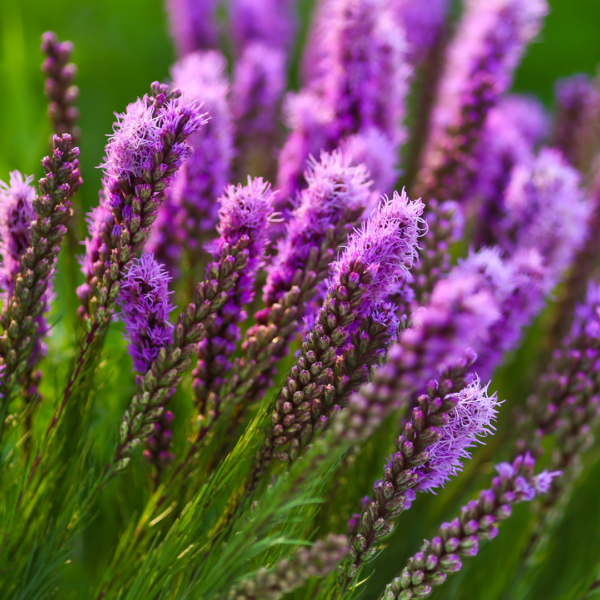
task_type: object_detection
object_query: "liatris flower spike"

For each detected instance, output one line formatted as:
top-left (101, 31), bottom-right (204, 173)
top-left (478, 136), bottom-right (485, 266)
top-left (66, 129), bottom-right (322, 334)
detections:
top-left (41, 32), bottom-right (80, 142)
top-left (380, 454), bottom-right (560, 600)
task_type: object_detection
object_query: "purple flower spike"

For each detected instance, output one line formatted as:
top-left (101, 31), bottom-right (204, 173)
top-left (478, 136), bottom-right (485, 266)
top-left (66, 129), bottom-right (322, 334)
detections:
top-left (277, 0), bottom-right (409, 206)
top-left (471, 94), bottom-right (548, 247)
top-left (230, 0), bottom-right (297, 54)
top-left (391, 0), bottom-right (451, 64)
top-left (382, 454), bottom-right (559, 599)
top-left (148, 51), bottom-right (233, 277)
top-left (117, 254), bottom-right (175, 375)
top-left (250, 189), bottom-right (425, 485)
top-left (500, 148), bottom-right (590, 287)
top-left (415, 378), bottom-right (501, 492)
top-left (416, 0), bottom-right (547, 201)
top-left (78, 88), bottom-right (207, 321)
top-left (0, 172), bottom-right (38, 299)
top-left (165, 0), bottom-right (220, 56)
top-left (265, 150), bottom-right (372, 308)
top-left (193, 178), bottom-right (274, 422)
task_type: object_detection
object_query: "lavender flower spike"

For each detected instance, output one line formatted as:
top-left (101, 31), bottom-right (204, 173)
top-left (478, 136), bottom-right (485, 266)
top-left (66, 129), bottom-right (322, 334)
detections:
top-left (0, 135), bottom-right (81, 411)
top-left (117, 254), bottom-right (175, 473)
top-left (211, 151), bottom-right (371, 443)
top-left (222, 534), bottom-right (348, 600)
top-left (251, 191), bottom-right (425, 483)
top-left (193, 178), bottom-right (274, 428)
top-left (165, 0), bottom-right (220, 56)
top-left (0, 172), bottom-right (50, 415)
top-left (41, 32), bottom-right (80, 142)
top-left (114, 178), bottom-right (273, 470)
top-left (117, 254), bottom-right (174, 376)
top-left (147, 51), bottom-right (233, 277)
top-left (78, 85), bottom-right (206, 323)
top-left (415, 0), bottom-right (547, 202)
top-left (380, 454), bottom-right (560, 600)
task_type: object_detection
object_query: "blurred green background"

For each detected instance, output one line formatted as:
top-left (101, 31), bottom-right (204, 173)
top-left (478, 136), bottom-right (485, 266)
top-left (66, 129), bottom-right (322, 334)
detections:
top-left (2, 0), bottom-right (600, 598)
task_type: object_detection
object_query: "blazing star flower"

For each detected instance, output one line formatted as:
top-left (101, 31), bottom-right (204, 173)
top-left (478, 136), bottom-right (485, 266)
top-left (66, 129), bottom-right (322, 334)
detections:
top-left (265, 150), bottom-right (372, 308)
top-left (193, 178), bottom-right (274, 415)
top-left (471, 94), bottom-right (548, 246)
top-left (381, 454), bottom-right (560, 599)
top-left (416, 0), bottom-right (548, 201)
top-left (147, 51), bottom-right (233, 276)
top-left (415, 378), bottom-right (501, 492)
top-left (0, 172), bottom-right (38, 298)
top-left (165, 0), bottom-right (220, 56)
top-left (78, 90), bottom-right (206, 318)
top-left (117, 254), bottom-right (175, 374)
top-left (500, 148), bottom-right (590, 285)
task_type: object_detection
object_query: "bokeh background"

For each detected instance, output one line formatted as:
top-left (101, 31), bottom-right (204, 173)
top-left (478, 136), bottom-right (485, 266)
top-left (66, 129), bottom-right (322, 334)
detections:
top-left (2, 0), bottom-right (600, 598)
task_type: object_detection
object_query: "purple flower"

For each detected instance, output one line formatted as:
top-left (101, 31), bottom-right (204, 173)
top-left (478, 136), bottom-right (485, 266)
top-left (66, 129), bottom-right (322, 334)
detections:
top-left (415, 378), bottom-right (501, 492)
top-left (117, 254), bottom-right (175, 374)
top-left (471, 94), bottom-right (548, 246)
top-left (0, 172), bottom-right (51, 365)
top-left (381, 454), bottom-right (560, 599)
top-left (501, 148), bottom-right (590, 286)
top-left (165, 0), bottom-right (220, 56)
top-left (265, 150), bottom-right (372, 308)
top-left (193, 178), bottom-right (274, 413)
top-left (390, 0), bottom-right (451, 64)
top-left (78, 90), bottom-right (206, 318)
top-left (0, 172), bottom-right (38, 299)
top-left (277, 0), bottom-right (409, 204)
top-left (416, 0), bottom-right (547, 201)
top-left (330, 189), bottom-right (425, 318)
top-left (147, 51), bottom-right (233, 275)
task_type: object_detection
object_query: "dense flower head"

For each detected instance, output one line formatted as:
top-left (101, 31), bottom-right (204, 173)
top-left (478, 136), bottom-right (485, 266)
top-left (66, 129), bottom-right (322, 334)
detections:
top-left (390, 0), bottom-right (451, 64)
top-left (0, 171), bottom-right (37, 296)
top-left (117, 254), bottom-right (175, 374)
top-left (331, 190), bottom-right (424, 315)
top-left (266, 150), bottom-right (372, 306)
top-left (501, 147), bottom-right (590, 286)
top-left (416, 378), bottom-right (501, 492)
top-left (165, 0), bottom-right (220, 56)
top-left (495, 453), bottom-right (561, 500)
top-left (101, 95), bottom-right (207, 184)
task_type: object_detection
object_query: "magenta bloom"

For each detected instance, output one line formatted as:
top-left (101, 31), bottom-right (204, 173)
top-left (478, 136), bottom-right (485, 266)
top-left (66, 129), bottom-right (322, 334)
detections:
top-left (0, 172), bottom-right (38, 299)
top-left (330, 190), bottom-right (424, 319)
top-left (417, 0), bottom-right (547, 200)
top-left (500, 148), bottom-right (590, 285)
top-left (165, 0), bottom-right (220, 56)
top-left (117, 254), bottom-right (175, 374)
top-left (415, 378), bottom-right (501, 492)
top-left (147, 51), bottom-right (233, 275)
top-left (471, 95), bottom-right (548, 246)
top-left (265, 150), bottom-right (372, 308)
